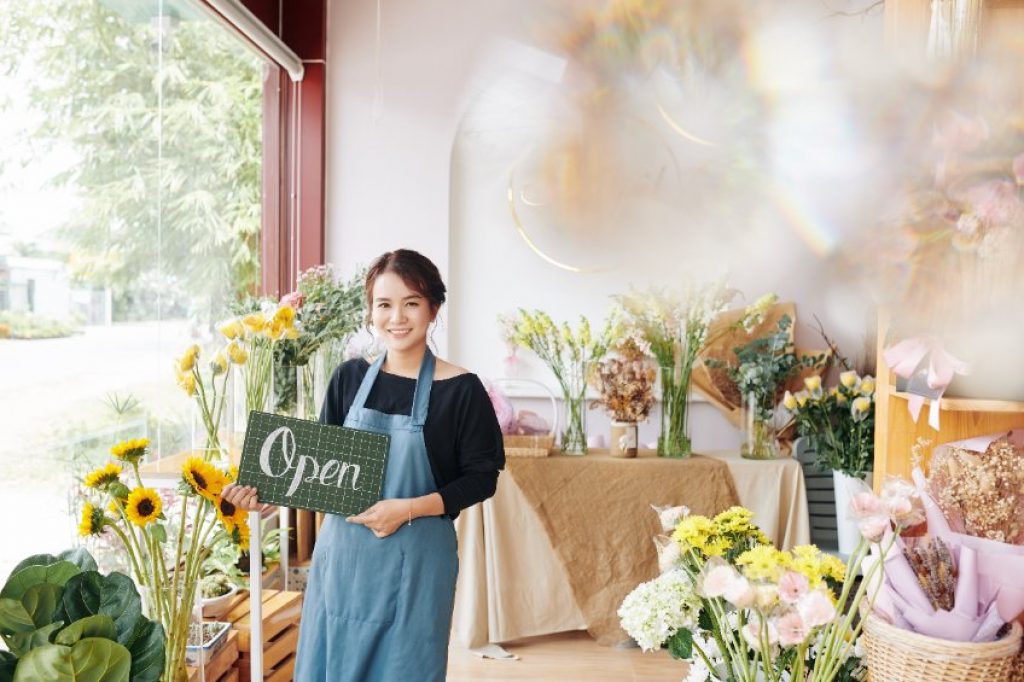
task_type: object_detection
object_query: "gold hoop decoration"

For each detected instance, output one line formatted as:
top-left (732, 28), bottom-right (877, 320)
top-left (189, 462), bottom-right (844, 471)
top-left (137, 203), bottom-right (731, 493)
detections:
top-left (656, 101), bottom-right (718, 147)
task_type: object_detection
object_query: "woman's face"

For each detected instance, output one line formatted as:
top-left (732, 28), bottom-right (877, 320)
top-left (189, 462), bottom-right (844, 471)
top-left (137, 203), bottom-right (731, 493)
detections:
top-left (370, 271), bottom-right (435, 353)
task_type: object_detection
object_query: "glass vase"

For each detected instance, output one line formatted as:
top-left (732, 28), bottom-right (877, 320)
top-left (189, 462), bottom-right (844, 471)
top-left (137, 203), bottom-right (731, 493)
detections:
top-left (141, 583), bottom-right (202, 682)
top-left (559, 361), bottom-right (588, 455)
top-left (658, 364), bottom-right (693, 458)
top-left (741, 392), bottom-right (779, 460)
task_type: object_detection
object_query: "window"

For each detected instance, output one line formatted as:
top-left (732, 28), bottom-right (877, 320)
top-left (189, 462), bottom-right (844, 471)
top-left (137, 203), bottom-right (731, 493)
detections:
top-left (0, 0), bottom-right (268, 578)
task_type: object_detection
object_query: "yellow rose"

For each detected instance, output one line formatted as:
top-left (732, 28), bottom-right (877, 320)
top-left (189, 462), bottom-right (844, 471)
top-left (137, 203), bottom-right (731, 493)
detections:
top-left (795, 390), bottom-right (809, 408)
top-left (839, 370), bottom-right (858, 388)
top-left (858, 376), bottom-right (875, 396)
top-left (804, 375), bottom-right (822, 392)
top-left (782, 391), bottom-right (798, 411)
top-left (851, 396), bottom-right (872, 421)
top-left (227, 340), bottom-right (248, 365)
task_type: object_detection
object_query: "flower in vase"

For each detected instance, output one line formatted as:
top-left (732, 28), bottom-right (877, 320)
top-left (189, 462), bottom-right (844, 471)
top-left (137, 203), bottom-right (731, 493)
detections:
top-left (183, 457), bottom-right (227, 502)
top-left (78, 502), bottom-right (106, 537)
top-left (839, 370), bottom-right (858, 389)
top-left (778, 570), bottom-right (810, 605)
top-left (176, 368), bottom-right (196, 396)
top-left (219, 319), bottom-right (245, 340)
top-left (850, 491), bottom-right (882, 519)
top-left (775, 609), bottom-right (809, 646)
top-left (227, 340), bottom-right (248, 365)
top-left (796, 588), bottom-right (836, 628)
top-left (803, 375), bottom-right (822, 396)
top-left (178, 344), bottom-right (200, 373)
top-left (125, 487), bottom-right (162, 527)
top-left (110, 437), bottom-right (149, 463)
top-left (735, 544), bottom-right (786, 581)
top-left (242, 312), bottom-right (267, 334)
top-left (672, 514), bottom-right (715, 552)
top-left (215, 493), bottom-right (248, 532)
top-left (281, 291), bottom-right (304, 309)
top-left (209, 350), bottom-right (229, 376)
top-left (857, 515), bottom-right (889, 542)
top-left (742, 293), bottom-right (778, 333)
top-left (618, 569), bottom-right (702, 652)
top-left (84, 462), bottom-right (123, 490)
top-left (858, 376), bottom-right (875, 395)
top-left (850, 396), bottom-right (872, 421)
top-left (782, 390), bottom-right (798, 411)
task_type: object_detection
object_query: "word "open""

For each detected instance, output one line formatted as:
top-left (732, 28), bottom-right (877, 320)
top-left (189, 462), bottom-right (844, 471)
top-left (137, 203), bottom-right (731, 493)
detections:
top-left (259, 426), bottom-right (362, 497)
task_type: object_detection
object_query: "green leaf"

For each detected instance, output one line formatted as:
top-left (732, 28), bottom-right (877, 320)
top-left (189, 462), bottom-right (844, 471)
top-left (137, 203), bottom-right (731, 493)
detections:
top-left (54, 615), bottom-right (116, 646)
top-left (0, 650), bottom-right (16, 682)
top-left (666, 628), bottom-right (693, 660)
top-left (123, 619), bottom-right (164, 682)
top-left (149, 524), bottom-right (167, 545)
top-left (0, 562), bottom-right (80, 601)
top-left (19, 584), bottom-right (62, 629)
top-left (0, 599), bottom-right (35, 636)
top-left (12, 638), bottom-right (131, 682)
top-left (5, 622), bottom-right (63, 657)
top-left (698, 608), bottom-right (714, 632)
top-left (7, 556), bottom-right (59, 580)
top-left (56, 572), bottom-right (141, 647)
top-left (57, 549), bottom-right (98, 573)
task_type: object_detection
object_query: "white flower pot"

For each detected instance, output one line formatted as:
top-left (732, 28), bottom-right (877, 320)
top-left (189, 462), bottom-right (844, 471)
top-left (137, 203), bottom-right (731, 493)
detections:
top-left (833, 470), bottom-right (873, 555)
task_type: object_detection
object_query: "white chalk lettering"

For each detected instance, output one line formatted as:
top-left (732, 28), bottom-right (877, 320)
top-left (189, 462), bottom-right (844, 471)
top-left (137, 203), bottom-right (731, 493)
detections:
top-left (258, 427), bottom-right (362, 497)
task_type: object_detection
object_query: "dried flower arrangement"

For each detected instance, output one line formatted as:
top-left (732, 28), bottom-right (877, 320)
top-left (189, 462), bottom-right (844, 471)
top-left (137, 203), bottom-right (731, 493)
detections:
top-left (590, 333), bottom-right (657, 423)
top-left (902, 536), bottom-right (957, 611)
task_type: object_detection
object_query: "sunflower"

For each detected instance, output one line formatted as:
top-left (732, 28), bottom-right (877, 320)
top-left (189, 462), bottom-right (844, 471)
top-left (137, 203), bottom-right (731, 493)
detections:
top-left (231, 516), bottom-right (251, 551)
top-left (125, 487), bottom-right (162, 527)
top-left (111, 437), bottom-right (149, 463)
top-left (78, 502), bottom-right (106, 537)
top-left (215, 493), bottom-right (248, 531)
top-left (182, 457), bottom-right (227, 501)
top-left (84, 462), bottom-right (122, 490)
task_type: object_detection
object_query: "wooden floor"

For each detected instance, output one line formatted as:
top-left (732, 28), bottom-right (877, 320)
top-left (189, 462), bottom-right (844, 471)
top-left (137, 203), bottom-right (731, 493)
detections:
top-left (447, 631), bottom-right (688, 681)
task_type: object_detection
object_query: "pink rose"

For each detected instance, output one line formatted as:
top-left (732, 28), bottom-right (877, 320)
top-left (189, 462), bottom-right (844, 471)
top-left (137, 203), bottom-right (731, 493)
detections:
top-left (858, 515), bottom-right (889, 543)
top-left (280, 291), bottom-right (304, 309)
top-left (850, 492), bottom-right (882, 520)
top-left (778, 570), bottom-right (810, 605)
top-left (797, 589), bottom-right (836, 628)
top-left (775, 610), bottom-right (809, 647)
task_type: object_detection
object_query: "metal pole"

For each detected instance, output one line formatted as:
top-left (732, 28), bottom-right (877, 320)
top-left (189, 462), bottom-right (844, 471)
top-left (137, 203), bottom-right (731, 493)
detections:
top-left (248, 510), bottom-right (263, 682)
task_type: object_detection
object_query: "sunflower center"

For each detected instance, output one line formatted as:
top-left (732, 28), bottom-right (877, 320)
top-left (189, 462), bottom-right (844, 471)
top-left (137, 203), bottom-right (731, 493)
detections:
top-left (137, 499), bottom-right (155, 517)
top-left (193, 471), bottom-right (208, 489)
top-left (220, 499), bottom-right (236, 516)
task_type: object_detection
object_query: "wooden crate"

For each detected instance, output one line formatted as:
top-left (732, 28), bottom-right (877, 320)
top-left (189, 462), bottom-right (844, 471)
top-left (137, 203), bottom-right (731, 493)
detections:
top-left (188, 630), bottom-right (240, 682)
top-left (220, 589), bottom-right (303, 653)
top-left (237, 623), bottom-right (299, 682)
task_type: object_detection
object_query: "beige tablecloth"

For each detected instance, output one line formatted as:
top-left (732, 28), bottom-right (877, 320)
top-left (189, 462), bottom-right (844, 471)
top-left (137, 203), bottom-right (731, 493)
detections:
top-left (451, 450), bottom-right (810, 651)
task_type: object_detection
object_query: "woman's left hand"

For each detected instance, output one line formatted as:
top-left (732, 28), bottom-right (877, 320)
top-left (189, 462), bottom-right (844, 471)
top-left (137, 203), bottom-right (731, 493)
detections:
top-left (346, 499), bottom-right (410, 538)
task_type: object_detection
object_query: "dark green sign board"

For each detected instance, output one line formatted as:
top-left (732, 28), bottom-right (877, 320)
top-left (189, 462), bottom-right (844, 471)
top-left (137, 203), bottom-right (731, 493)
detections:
top-left (237, 411), bottom-right (390, 516)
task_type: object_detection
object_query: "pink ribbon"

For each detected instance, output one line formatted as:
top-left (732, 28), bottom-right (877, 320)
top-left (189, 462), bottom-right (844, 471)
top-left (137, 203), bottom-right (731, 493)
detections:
top-left (883, 337), bottom-right (969, 430)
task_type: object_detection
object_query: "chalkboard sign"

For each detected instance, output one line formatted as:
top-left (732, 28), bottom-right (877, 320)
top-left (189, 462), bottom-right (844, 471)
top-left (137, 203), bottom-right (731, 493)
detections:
top-left (237, 411), bottom-right (390, 517)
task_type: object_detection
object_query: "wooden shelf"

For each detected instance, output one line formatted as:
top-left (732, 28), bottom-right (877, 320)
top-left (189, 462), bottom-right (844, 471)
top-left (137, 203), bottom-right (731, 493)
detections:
top-left (891, 391), bottom-right (1024, 414)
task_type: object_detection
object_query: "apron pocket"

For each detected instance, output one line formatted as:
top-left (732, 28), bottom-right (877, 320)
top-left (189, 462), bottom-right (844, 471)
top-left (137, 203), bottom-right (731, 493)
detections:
top-left (322, 534), bottom-right (405, 626)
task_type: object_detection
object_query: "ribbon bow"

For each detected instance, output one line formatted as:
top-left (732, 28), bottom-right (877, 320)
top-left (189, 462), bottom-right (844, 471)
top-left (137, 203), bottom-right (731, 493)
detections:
top-left (883, 337), bottom-right (969, 430)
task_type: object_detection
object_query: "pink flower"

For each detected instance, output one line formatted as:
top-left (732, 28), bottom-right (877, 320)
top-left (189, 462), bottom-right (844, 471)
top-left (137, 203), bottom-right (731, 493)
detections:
top-left (778, 570), bottom-right (810, 605)
top-left (858, 515), bottom-right (889, 543)
top-left (797, 589), bottom-right (836, 628)
top-left (280, 291), bottom-right (304, 309)
top-left (742, 619), bottom-right (779, 648)
top-left (880, 478), bottom-right (926, 527)
top-left (775, 610), bottom-right (809, 647)
top-left (701, 564), bottom-right (740, 598)
top-left (1013, 153), bottom-right (1024, 186)
top-left (724, 579), bottom-right (756, 609)
top-left (849, 492), bottom-right (882, 520)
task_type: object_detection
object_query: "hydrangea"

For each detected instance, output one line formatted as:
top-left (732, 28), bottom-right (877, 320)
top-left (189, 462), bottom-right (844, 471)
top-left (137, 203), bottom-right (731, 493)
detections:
top-left (618, 569), bottom-right (702, 652)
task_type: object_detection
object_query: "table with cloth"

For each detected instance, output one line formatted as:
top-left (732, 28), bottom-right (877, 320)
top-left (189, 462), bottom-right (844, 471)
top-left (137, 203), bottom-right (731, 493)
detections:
top-left (451, 449), bottom-right (810, 653)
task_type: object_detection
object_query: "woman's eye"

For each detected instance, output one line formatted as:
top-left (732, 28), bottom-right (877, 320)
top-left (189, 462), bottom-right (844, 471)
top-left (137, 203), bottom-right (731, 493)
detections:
top-left (407, 302), bottom-right (419, 307)
top-left (377, 303), bottom-right (389, 308)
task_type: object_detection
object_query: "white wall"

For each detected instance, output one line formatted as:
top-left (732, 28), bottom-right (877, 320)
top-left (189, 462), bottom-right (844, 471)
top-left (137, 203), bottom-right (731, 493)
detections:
top-left (324, 0), bottom-right (884, 451)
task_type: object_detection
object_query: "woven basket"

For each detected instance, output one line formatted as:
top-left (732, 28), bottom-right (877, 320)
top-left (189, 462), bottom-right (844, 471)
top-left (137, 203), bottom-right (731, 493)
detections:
top-left (862, 615), bottom-right (1022, 682)
top-left (503, 434), bottom-right (554, 458)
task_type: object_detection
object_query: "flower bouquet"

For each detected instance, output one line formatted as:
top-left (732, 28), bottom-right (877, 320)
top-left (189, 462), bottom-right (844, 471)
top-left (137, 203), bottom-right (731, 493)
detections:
top-left (619, 477), bottom-right (924, 682)
top-left (590, 332), bottom-right (657, 456)
top-left (511, 309), bottom-right (618, 454)
top-left (78, 438), bottom-right (248, 682)
top-left (219, 302), bottom-right (301, 419)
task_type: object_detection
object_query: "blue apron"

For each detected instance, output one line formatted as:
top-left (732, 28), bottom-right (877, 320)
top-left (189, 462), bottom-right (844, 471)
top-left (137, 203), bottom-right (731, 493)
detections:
top-left (294, 348), bottom-right (459, 681)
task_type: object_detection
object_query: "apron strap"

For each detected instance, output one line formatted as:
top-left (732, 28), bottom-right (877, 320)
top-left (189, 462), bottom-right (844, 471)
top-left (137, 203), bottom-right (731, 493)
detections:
top-left (411, 347), bottom-right (435, 427)
top-left (350, 351), bottom-right (387, 413)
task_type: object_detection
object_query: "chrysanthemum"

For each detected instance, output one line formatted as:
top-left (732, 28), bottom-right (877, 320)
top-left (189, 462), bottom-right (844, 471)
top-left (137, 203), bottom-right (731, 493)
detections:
top-left (79, 502), bottom-right (106, 537)
top-left (672, 515), bottom-right (714, 552)
top-left (736, 545), bottom-right (786, 581)
top-left (182, 457), bottom-right (227, 501)
top-left (110, 438), bottom-right (149, 463)
top-left (125, 487), bottom-right (162, 527)
top-left (84, 462), bottom-right (122, 490)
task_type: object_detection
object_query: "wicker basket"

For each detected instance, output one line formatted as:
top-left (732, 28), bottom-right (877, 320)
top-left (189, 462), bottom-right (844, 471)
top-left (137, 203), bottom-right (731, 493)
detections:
top-left (862, 614), bottom-right (1022, 682)
top-left (503, 433), bottom-right (555, 458)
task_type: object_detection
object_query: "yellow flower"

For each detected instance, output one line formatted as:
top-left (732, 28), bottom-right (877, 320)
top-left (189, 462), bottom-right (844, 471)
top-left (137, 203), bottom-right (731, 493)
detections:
top-left (110, 438), bottom-right (149, 463)
top-left (821, 554), bottom-right (846, 583)
top-left (176, 370), bottom-right (196, 397)
top-left (84, 462), bottom-right (122, 489)
top-left (108, 500), bottom-right (124, 517)
top-left (736, 545), bottom-right (786, 581)
top-left (216, 493), bottom-right (248, 531)
top-left (840, 371), bottom-right (859, 388)
top-left (210, 351), bottom-right (229, 376)
top-left (283, 326), bottom-right (301, 340)
top-left (226, 340), bottom-right (248, 365)
top-left (125, 487), bottom-right (162, 527)
top-left (851, 396), bottom-right (872, 421)
top-left (703, 536), bottom-right (732, 557)
top-left (858, 376), bottom-right (875, 396)
top-left (78, 503), bottom-right (105, 537)
top-left (782, 391), bottom-right (798, 411)
top-left (232, 517), bottom-right (251, 551)
top-left (242, 312), bottom-right (267, 334)
top-left (273, 305), bottom-right (296, 327)
top-left (795, 390), bottom-right (809, 408)
top-left (219, 319), bottom-right (245, 340)
top-left (672, 515), bottom-right (714, 552)
top-left (264, 319), bottom-right (285, 341)
top-left (182, 457), bottom-right (227, 501)
top-left (178, 344), bottom-right (200, 373)
top-left (804, 376), bottom-right (822, 392)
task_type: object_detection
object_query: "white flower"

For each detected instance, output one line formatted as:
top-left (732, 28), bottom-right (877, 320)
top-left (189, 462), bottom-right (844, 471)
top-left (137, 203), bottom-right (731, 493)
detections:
top-left (618, 570), bottom-right (702, 652)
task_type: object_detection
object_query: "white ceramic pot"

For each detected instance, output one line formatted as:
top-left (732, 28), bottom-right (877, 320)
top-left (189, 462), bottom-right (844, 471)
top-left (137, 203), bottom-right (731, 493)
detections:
top-left (834, 470), bottom-right (874, 556)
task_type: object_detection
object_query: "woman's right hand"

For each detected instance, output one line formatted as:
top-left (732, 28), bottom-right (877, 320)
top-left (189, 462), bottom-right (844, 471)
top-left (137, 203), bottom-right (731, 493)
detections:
top-left (221, 483), bottom-right (276, 514)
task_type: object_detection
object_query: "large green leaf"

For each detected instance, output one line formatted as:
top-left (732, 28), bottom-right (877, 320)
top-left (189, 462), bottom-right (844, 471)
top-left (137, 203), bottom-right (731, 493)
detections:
top-left (0, 562), bottom-right (80, 601)
top-left (20, 584), bottom-right (62, 629)
top-left (5, 622), bottom-right (63, 657)
top-left (0, 599), bottom-right (35, 636)
top-left (12, 638), bottom-right (130, 682)
top-left (7, 557), bottom-right (58, 581)
top-left (123, 619), bottom-right (164, 682)
top-left (56, 549), bottom-right (98, 574)
top-left (0, 650), bottom-right (16, 682)
top-left (666, 628), bottom-right (693, 660)
top-left (54, 615), bottom-right (116, 646)
top-left (56, 572), bottom-right (141, 646)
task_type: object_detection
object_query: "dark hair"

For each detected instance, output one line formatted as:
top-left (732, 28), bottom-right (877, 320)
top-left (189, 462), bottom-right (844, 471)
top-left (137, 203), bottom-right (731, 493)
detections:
top-left (364, 249), bottom-right (447, 328)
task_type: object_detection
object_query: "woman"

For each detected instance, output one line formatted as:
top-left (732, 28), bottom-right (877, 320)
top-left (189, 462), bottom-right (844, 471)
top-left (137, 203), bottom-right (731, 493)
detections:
top-left (223, 249), bottom-right (505, 681)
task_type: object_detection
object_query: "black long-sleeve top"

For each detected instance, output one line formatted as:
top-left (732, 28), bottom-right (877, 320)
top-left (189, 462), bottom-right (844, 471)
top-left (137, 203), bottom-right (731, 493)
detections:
top-left (319, 358), bottom-right (505, 519)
